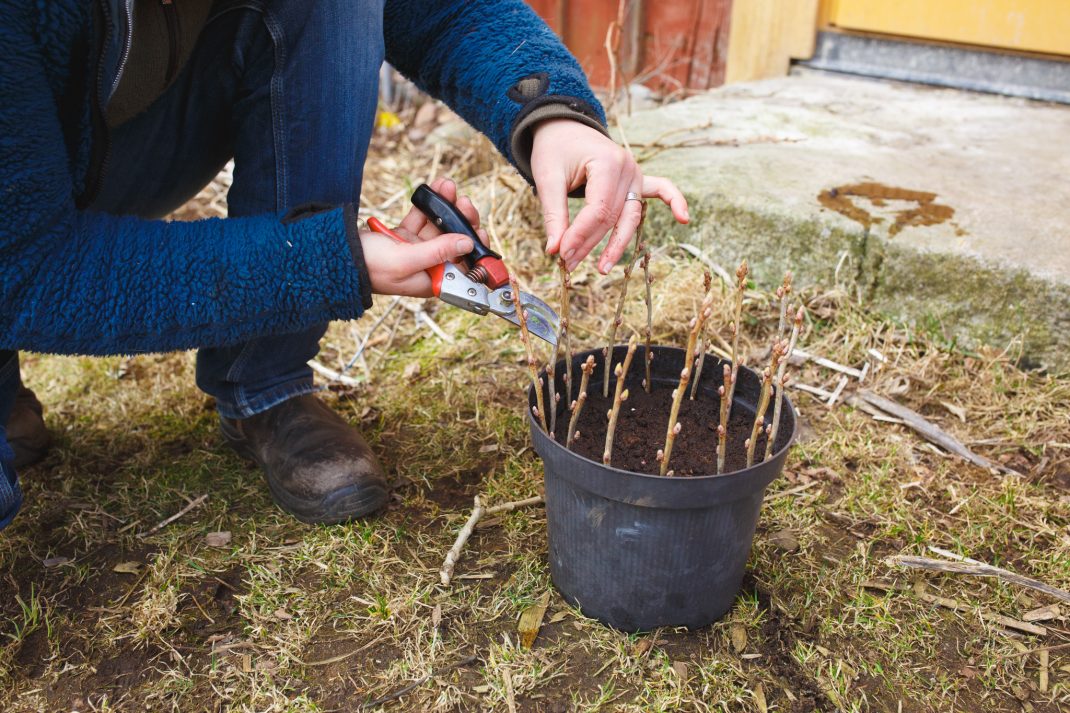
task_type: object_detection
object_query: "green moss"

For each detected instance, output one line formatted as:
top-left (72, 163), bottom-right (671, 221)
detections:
top-left (640, 194), bottom-right (1070, 371)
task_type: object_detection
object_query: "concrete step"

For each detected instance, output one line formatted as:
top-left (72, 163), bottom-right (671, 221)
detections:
top-left (619, 70), bottom-right (1070, 371)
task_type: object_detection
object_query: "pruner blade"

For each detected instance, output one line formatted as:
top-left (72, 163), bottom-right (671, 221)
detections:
top-left (489, 288), bottom-right (560, 347)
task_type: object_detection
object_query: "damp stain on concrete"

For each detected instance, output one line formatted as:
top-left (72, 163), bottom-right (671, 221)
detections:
top-left (818, 182), bottom-right (955, 236)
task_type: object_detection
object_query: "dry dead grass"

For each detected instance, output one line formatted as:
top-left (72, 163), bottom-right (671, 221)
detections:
top-left (1, 102), bottom-right (1068, 712)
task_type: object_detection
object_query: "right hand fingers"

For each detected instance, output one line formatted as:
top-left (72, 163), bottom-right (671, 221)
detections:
top-left (361, 231), bottom-right (475, 297)
top-left (397, 177), bottom-right (482, 241)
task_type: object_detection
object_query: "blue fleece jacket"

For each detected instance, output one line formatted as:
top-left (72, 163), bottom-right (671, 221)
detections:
top-left (0, 0), bottom-right (604, 357)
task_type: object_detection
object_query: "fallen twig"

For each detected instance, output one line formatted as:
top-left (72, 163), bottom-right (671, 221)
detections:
top-left (826, 375), bottom-right (849, 407)
top-left (405, 301), bottom-right (454, 343)
top-left (297, 633), bottom-right (388, 667)
top-left (140, 494), bottom-right (208, 538)
top-left (853, 390), bottom-right (1018, 475)
top-left (440, 496), bottom-right (484, 586)
top-left (343, 295), bottom-right (403, 371)
top-left (308, 359), bottom-right (363, 387)
top-left (790, 382), bottom-right (836, 400)
top-left (362, 654), bottom-right (479, 709)
top-left (677, 244), bottom-right (733, 287)
top-left (791, 348), bottom-right (863, 379)
top-left (915, 590), bottom-right (1047, 636)
top-left (485, 495), bottom-right (544, 516)
top-left (440, 495), bottom-right (544, 586)
top-left (886, 549), bottom-right (1070, 604)
top-left (999, 642), bottom-right (1070, 659)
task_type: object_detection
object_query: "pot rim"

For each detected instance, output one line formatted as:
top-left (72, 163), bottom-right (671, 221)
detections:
top-left (528, 345), bottom-right (798, 483)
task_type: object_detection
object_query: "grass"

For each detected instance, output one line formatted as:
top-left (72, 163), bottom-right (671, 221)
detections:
top-left (1, 106), bottom-right (1068, 712)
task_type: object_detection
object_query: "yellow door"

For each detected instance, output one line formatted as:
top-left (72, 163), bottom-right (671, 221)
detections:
top-left (828, 0), bottom-right (1070, 56)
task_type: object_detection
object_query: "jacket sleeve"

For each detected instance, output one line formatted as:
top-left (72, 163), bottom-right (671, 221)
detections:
top-left (0, 22), bottom-right (372, 357)
top-left (383, 0), bottom-right (609, 184)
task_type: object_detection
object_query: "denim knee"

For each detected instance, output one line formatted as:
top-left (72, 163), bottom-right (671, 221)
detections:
top-left (0, 427), bottom-right (22, 531)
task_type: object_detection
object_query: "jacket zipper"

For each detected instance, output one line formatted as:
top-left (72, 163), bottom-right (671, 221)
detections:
top-left (161, 0), bottom-right (179, 84)
top-left (78, 0), bottom-right (121, 209)
top-left (107, 0), bottom-right (133, 100)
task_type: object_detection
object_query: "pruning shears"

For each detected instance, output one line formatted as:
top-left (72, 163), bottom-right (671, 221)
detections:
top-left (367, 184), bottom-right (559, 346)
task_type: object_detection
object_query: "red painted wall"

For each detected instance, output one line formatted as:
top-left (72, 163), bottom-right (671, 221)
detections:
top-left (526, 0), bottom-right (732, 93)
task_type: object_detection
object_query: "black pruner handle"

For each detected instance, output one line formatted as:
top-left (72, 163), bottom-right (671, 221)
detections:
top-left (411, 183), bottom-right (502, 267)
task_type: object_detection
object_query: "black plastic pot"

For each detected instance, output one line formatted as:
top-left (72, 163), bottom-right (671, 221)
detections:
top-left (528, 345), bottom-right (797, 632)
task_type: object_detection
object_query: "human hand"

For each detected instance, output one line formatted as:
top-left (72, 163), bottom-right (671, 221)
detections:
top-left (530, 118), bottom-right (689, 274)
top-left (360, 177), bottom-right (486, 297)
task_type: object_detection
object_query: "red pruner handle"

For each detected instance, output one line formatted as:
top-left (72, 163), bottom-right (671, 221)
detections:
top-left (366, 216), bottom-right (445, 297)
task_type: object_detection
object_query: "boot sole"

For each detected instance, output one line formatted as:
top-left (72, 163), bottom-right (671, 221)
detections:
top-left (222, 426), bottom-right (388, 525)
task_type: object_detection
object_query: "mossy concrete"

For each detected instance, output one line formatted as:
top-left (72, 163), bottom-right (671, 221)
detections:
top-left (618, 71), bottom-right (1070, 371)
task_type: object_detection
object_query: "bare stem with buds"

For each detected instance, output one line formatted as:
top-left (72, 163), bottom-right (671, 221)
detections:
top-left (558, 258), bottom-right (574, 398)
top-left (603, 208), bottom-right (646, 398)
top-left (511, 274), bottom-right (548, 433)
top-left (604, 334), bottom-right (639, 466)
top-left (764, 305), bottom-right (804, 461)
top-left (716, 363), bottom-right (733, 474)
top-left (659, 292), bottom-right (715, 476)
top-left (637, 248), bottom-right (654, 393)
top-left (545, 363), bottom-right (560, 439)
top-left (565, 355), bottom-right (596, 449)
top-left (689, 269), bottom-right (714, 400)
top-left (746, 340), bottom-right (788, 467)
top-left (724, 260), bottom-right (749, 426)
top-left (775, 271), bottom-right (793, 338)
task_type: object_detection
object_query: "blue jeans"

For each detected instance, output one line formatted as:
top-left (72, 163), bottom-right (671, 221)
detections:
top-left (0, 0), bottom-right (385, 528)
top-left (0, 352), bottom-right (21, 529)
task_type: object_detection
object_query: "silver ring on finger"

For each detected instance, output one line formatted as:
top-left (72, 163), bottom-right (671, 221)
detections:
top-left (625, 191), bottom-right (642, 202)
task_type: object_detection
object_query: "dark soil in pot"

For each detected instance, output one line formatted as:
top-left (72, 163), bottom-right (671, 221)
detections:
top-left (529, 345), bottom-right (797, 632)
top-left (568, 376), bottom-right (769, 475)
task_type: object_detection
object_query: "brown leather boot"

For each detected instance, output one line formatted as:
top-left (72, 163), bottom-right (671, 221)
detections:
top-left (220, 394), bottom-right (388, 524)
top-left (6, 384), bottom-right (51, 469)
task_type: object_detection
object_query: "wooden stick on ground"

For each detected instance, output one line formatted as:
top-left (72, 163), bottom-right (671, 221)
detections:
top-left (566, 355), bottom-right (596, 449)
top-left (791, 349), bottom-right (864, 379)
top-left (140, 494), bottom-right (208, 538)
top-left (852, 390), bottom-right (1019, 475)
top-left (659, 292), bottom-right (715, 476)
top-left (604, 334), bottom-right (639, 466)
top-left (440, 495), bottom-right (545, 586)
top-left (485, 495), bottom-right (544, 516)
top-left (440, 496), bottom-right (484, 586)
top-left (886, 550), bottom-right (1070, 603)
top-left (361, 654), bottom-right (479, 709)
top-left (510, 274), bottom-right (548, 433)
top-left (915, 590), bottom-right (1047, 636)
